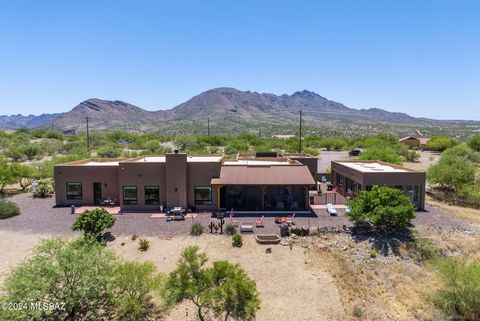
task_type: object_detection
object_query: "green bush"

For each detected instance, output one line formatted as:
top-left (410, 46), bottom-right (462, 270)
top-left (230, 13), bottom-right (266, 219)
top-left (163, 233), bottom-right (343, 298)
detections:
top-left (369, 250), bottom-right (377, 258)
top-left (138, 239), bottom-right (150, 251)
top-left (232, 233), bottom-right (243, 247)
top-left (31, 179), bottom-right (54, 198)
top-left (225, 223), bottom-right (237, 236)
top-left (426, 135), bottom-right (459, 152)
top-left (427, 154), bottom-right (476, 192)
top-left (0, 199), bottom-right (20, 219)
top-left (434, 258), bottom-right (480, 320)
top-left (72, 208), bottom-right (116, 239)
top-left (359, 146), bottom-right (402, 164)
top-left (346, 186), bottom-right (416, 231)
top-left (190, 223), bottom-right (204, 236)
top-left (468, 135), bottom-right (480, 152)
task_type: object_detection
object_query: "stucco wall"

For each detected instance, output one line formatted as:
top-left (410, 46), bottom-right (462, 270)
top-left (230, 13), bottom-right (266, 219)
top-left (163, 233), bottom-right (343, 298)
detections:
top-left (54, 165), bottom-right (119, 206)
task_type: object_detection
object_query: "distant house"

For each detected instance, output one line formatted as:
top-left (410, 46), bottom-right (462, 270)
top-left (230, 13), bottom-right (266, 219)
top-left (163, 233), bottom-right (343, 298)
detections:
top-left (399, 136), bottom-right (430, 149)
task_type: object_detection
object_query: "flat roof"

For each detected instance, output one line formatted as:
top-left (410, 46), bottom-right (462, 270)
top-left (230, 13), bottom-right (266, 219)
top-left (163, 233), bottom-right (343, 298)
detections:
top-left (81, 160), bottom-right (120, 166)
top-left (128, 156), bottom-right (223, 163)
top-left (223, 160), bottom-right (293, 166)
top-left (334, 161), bottom-right (409, 173)
top-left (211, 165), bottom-right (315, 185)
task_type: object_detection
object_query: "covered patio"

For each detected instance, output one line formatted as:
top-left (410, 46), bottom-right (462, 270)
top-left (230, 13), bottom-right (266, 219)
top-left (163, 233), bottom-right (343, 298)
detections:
top-left (211, 164), bottom-right (316, 212)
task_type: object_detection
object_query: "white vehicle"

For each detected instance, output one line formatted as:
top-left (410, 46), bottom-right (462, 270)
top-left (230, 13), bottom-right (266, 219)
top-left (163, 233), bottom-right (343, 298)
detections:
top-left (326, 203), bottom-right (337, 216)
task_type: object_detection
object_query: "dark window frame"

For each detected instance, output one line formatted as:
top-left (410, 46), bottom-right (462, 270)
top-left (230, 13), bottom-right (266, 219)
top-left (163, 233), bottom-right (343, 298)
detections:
top-left (66, 182), bottom-right (83, 200)
top-left (194, 186), bottom-right (212, 205)
top-left (123, 186), bottom-right (138, 205)
top-left (144, 186), bottom-right (160, 205)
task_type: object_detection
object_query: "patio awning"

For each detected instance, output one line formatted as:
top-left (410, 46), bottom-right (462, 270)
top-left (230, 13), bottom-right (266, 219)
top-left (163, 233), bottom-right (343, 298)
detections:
top-left (211, 165), bottom-right (315, 186)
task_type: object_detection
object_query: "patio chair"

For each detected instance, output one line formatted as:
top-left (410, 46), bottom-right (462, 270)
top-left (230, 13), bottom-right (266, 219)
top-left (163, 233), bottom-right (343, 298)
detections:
top-left (229, 208), bottom-right (239, 226)
top-left (255, 215), bottom-right (264, 228)
top-left (286, 213), bottom-right (295, 225)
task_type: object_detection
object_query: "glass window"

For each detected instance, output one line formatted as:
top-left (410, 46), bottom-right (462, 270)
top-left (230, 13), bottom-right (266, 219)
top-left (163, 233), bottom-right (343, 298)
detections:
top-left (66, 182), bottom-right (82, 200)
top-left (406, 185), bottom-right (414, 200)
top-left (123, 186), bottom-right (138, 205)
top-left (145, 186), bottom-right (160, 205)
top-left (194, 186), bottom-right (212, 205)
top-left (414, 185), bottom-right (420, 202)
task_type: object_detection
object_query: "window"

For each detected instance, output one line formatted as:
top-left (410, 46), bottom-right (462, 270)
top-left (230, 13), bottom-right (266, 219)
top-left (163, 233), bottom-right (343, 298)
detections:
top-left (123, 186), bottom-right (138, 205)
top-left (194, 186), bottom-right (212, 205)
top-left (66, 182), bottom-right (82, 200)
top-left (414, 185), bottom-right (420, 202)
top-left (406, 185), bottom-right (414, 200)
top-left (145, 186), bottom-right (160, 205)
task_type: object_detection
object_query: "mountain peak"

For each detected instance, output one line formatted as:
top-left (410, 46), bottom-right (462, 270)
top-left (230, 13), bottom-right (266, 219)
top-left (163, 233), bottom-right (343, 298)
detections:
top-left (291, 90), bottom-right (322, 99)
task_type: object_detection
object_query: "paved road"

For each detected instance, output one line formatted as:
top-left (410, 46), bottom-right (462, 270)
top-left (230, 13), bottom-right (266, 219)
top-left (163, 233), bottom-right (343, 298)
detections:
top-left (317, 151), bottom-right (348, 173)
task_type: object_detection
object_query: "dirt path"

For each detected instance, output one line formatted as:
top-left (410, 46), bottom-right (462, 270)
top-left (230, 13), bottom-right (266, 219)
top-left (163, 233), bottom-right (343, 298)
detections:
top-left (0, 231), bottom-right (46, 284)
top-left (110, 235), bottom-right (346, 321)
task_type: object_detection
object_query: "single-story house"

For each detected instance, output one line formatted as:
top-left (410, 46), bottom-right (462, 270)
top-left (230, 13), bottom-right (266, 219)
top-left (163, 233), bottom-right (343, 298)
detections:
top-left (399, 136), bottom-right (430, 149)
top-left (330, 160), bottom-right (426, 210)
top-left (54, 152), bottom-right (317, 212)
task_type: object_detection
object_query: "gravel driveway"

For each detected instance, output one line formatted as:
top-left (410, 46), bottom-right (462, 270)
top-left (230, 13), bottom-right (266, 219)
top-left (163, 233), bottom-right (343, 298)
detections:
top-left (1, 193), bottom-right (477, 237)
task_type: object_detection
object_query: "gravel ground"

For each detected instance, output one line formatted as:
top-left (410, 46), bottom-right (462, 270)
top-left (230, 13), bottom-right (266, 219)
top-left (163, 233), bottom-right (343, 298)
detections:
top-left (1, 193), bottom-right (477, 238)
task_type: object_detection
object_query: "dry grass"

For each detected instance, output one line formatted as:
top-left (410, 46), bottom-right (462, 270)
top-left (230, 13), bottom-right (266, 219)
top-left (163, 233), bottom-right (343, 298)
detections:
top-left (427, 196), bottom-right (480, 225)
top-left (307, 234), bottom-right (441, 321)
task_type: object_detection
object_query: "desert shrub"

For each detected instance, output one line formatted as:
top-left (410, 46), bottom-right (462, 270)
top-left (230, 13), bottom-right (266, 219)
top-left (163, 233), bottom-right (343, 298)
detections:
top-left (369, 250), bottom-right (377, 258)
top-left (346, 186), bottom-right (416, 231)
top-left (138, 239), bottom-right (150, 251)
top-left (225, 223), bottom-right (237, 236)
top-left (113, 261), bottom-right (164, 320)
top-left (97, 145), bottom-right (122, 158)
top-left (405, 234), bottom-right (437, 262)
top-left (434, 258), bottom-right (480, 321)
top-left (0, 238), bottom-right (118, 321)
top-left (353, 305), bottom-right (365, 318)
top-left (403, 149), bottom-right (420, 162)
top-left (163, 246), bottom-right (260, 321)
top-left (427, 154), bottom-right (476, 192)
top-left (359, 146), bottom-right (402, 164)
top-left (443, 144), bottom-right (480, 163)
top-left (304, 148), bottom-right (319, 156)
top-left (31, 178), bottom-right (54, 198)
top-left (426, 135), bottom-right (459, 152)
top-left (468, 135), bottom-right (480, 152)
top-left (232, 233), bottom-right (243, 247)
top-left (0, 198), bottom-right (20, 219)
top-left (72, 208), bottom-right (116, 239)
top-left (190, 223), bottom-right (204, 236)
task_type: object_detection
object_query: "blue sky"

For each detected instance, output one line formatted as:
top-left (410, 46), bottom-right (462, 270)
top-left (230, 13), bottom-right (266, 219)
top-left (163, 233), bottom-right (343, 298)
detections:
top-left (0, 0), bottom-right (479, 119)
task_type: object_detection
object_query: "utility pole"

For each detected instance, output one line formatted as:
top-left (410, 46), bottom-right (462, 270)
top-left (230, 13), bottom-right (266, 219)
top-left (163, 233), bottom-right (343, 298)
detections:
top-left (207, 117), bottom-right (210, 136)
top-left (299, 109), bottom-right (303, 153)
top-left (258, 128), bottom-right (261, 137)
top-left (86, 117), bottom-right (90, 155)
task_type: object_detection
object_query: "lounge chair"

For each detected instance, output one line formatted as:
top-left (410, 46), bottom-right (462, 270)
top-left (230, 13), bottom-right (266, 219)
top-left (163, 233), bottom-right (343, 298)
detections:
top-left (255, 215), bottom-right (264, 228)
top-left (326, 203), bottom-right (337, 216)
top-left (286, 213), bottom-right (295, 225)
